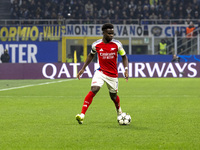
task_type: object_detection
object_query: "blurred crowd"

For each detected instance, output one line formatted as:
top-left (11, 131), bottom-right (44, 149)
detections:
top-left (10, 0), bottom-right (200, 24)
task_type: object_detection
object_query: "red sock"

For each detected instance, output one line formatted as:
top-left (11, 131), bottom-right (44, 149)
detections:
top-left (113, 95), bottom-right (120, 110)
top-left (81, 91), bottom-right (95, 114)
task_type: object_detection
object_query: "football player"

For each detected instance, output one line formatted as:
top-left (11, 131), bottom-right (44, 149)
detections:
top-left (76, 23), bottom-right (128, 124)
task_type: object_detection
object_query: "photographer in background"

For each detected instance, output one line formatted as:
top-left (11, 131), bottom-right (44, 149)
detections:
top-left (171, 54), bottom-right (184, 75)
top-left (1, 49), bottom-right (10, 63)
top-left (171, 54), bottom-right (180, 62)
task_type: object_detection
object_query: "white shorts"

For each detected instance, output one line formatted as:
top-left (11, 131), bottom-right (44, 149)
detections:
top-left (91, 70), bottom-right (118, 93)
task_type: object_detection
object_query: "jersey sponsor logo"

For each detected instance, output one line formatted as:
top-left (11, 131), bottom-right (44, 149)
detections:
top-left (100, 52), bottom-right (115, 59)
top-left (100, 52), bottom-right (115, 56)
top-left (111, 48), bottom-right (116, 50)
top-left (99, 48), bottom-right (103, 51)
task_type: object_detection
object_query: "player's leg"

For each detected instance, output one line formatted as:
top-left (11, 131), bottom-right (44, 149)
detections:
top-left (76, 86), bottom-right (100, 124)
top-left (76, 70), bottom-right (104, 124)
top-left (109, 92), bottom-right (122, 116)
top-left (81, 86), bottom-right (100, 114)
top-left (81, 71), bottom-right (103, 115)
top-left (105, 77), bottom-right (122, 116)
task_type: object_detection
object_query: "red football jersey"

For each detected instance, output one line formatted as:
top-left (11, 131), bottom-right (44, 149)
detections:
top-left (91, 39), bottom-right (126, 77)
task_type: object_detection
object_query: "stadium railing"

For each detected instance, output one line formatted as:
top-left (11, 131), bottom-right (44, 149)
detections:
top-left (163, 27), bottom-right (200, 55)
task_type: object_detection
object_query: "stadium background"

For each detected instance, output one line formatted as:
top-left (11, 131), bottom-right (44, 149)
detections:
top-left (0, 0), bottom-right (200, 78)
top-left (1, 1), bottom-right (200, 150)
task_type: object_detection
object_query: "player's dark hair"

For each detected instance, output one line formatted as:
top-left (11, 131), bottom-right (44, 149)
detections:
top-left (102, 23), bottom-right (114, 31)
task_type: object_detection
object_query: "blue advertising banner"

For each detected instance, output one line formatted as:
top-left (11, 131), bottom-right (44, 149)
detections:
top-left (64, 24), bottom-right (189, 37)
top-left (0, 24), bottom-right (191, 41)
top-left (0, 41), bottom-right (58, 63)
top-left (118, 55), bottom-right (200, 62)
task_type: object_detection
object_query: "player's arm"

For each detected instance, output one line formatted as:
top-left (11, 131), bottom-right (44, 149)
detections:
top-left (77, 52), bottom-right (95, 80)
top-left (122, 55), bottom-right (128, 82)
top-left (118, 47), bottom-right (128, 82)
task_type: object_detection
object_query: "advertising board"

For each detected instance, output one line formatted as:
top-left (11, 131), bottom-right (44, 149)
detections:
top-left (0, 62), bottom-right (199, 79)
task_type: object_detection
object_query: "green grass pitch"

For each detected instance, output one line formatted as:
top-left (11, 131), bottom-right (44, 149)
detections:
top-left (0, 78), bottom-right (200, 150)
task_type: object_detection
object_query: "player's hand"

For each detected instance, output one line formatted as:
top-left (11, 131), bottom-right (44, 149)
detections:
top-left (124, 70), bottom-right (128, 82)
top-left (77, 69), bottom-right (84, 80)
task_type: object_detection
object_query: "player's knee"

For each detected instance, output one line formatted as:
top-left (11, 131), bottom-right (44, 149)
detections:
top-left (91, 86), bottom-right (100, 94)
top-left (109, 92), bottom-right (117, 101)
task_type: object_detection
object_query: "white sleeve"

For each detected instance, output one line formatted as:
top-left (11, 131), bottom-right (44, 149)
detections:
top-left (91, 43), bottom-right (96, 54)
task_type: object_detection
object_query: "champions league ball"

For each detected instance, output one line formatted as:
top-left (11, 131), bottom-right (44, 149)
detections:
top-left (117, 112), bottom-right (131, 125)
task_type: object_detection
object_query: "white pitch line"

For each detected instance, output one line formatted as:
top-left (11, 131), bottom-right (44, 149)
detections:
top-left (0, 79), bottom-right (76, 92)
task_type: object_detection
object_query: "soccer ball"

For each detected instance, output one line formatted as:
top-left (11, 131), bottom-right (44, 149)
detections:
top-left (117, 112), bottom-right (131, 125)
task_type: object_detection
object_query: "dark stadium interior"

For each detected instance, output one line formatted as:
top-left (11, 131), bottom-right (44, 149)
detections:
top-left (8, 0), bottom-right (200, 25)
